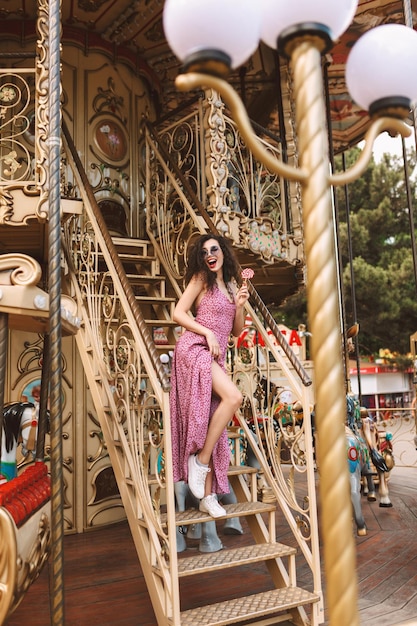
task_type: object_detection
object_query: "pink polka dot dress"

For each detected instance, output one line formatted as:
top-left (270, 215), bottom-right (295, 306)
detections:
top-left (170, 283), bottom-right (236, 495)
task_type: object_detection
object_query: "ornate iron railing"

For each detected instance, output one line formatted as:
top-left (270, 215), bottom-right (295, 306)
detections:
top-left (149, 91), bottom-right (304, 266)
top-left (0, 57), bottom-right (48, 223)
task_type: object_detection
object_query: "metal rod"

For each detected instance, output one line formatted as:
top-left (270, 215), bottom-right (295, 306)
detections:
top-left (402, 136), bottom-right (417, 298)
top-left (274, 51), bottom-right (293, 231)
top-left (0, 313), bottom-right (9, 478)
top-left (341, 153), bottom-right (362, 401)
top-left (48, 0), bottom-right (65, 623)
top-left (324, 62), bottom-right (352, 396)
top-left (35, 334), bottom-right (50, 462)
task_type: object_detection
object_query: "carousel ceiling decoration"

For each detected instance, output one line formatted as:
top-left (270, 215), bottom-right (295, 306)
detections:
top-left (0, 0), bottom-right (415, 151)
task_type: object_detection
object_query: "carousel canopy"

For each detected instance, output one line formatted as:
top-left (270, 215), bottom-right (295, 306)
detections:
top-left (0, 0), bottom-right (415, 152)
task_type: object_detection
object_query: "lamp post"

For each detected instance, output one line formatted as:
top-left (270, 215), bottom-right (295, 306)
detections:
top-left (163, 1), bottom-right (417, 624)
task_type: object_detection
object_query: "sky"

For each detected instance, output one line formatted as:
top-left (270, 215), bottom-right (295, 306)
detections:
top-left (370, 129), bottom-right (416, 162)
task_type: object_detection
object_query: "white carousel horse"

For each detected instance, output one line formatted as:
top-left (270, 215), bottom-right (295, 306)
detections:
top-left (0, 401), bottom-right (40, 481)
top-left (360, 407), bottom-right (394, 508)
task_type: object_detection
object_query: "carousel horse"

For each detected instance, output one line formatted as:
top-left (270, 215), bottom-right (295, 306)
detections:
top-left (345, 396), bottom-right (393, 535)
top-left (0, 401), bottom-right (43, 481)
top-left (360, 406), bottom-right (394, 508)
top-left (345, 424), bottom-right (372, 536)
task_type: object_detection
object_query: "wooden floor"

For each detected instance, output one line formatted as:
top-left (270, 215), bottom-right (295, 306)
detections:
top-left (5, 466), bottom-right (417, 626)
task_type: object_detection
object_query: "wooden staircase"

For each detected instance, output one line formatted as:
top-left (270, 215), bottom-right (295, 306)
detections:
top-left (63, 216), bottom-right (322, 625)
top-left (109, 236), bottom-right (179, 350)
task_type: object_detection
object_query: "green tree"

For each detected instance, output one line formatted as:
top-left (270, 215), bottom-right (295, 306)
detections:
top-left (276, 147), bottom-right (417, 356)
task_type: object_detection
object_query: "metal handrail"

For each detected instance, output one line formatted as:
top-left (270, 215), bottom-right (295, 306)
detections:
top-left (62, 120), bottom-right (171, 392)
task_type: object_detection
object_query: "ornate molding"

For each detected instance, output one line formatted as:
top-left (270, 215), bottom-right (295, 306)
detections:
top-left (0, 254), bottom-right (42, 286)
top-left (35, 0), bottom-right (51, 221)
top-left (204, 88), bottom-right (230, 236)
top-left (0, 508), bottom-right (17, 625)
top-left (0, 505), bottom-right (51, 620)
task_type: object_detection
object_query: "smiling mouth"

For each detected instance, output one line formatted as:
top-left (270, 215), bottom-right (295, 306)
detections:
top-left (207, 258), bottom-right (217, 269)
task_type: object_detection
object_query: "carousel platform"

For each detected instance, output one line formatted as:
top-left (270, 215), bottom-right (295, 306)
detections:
top-left (5, 465), bottom-right (417, 626)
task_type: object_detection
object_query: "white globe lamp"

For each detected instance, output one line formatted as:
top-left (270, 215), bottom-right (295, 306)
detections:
top-left (346, 24), bottom-right (417, 118)
top-left (259, 0), bottom-right (359, 54)
top-left (163, 0), bottom-right (262, 76)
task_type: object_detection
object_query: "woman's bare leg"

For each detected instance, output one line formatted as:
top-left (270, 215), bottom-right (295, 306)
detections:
top-left (198, 361), bottom-right (242, 496)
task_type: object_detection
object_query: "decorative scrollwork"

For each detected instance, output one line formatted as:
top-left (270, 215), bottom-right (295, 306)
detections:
top-left (230, 324), bottom-right (313, 541)
top-left (63, 208), bottom-right (168, 540)
top-left (92, 77), bottom-right (127, 124)
top-left (0, 508), bottom-right (51, 619)
top-left (14, 511), bottom-right (51, 605)
top-left (0, 253), bottom-right (42, 286)
top-left (0, 73), bottom-right (33, 181)
top-left (0, 187), bottom-right (14, 223)
top-left (146, 93), bottom-right (296, 267)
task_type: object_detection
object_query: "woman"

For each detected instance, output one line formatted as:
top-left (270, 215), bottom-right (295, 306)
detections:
top-left (170, 234), bottom-right (249, 518)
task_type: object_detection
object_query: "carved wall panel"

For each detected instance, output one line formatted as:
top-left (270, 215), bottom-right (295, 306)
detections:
top-left (61, 45), bottom-right (154, 239)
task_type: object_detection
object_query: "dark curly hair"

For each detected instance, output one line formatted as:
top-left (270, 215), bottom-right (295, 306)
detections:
top-left (184, 234), bottom-right (241, 289)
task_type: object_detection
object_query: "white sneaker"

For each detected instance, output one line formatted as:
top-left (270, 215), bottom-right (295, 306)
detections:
top-left (199, 494), bottom-right (226, 518)
top-left (188, 454), bottom-right (210, 500)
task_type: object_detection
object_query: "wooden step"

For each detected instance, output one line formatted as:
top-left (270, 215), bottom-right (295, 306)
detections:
top-left (124, 273), bottom-right (164, 283)
top-left (227, 464), bottom-right (258, 476)
top-left (147, 464), bottom-right (258, 489)
top-left (117, 252), bottom-right (157, 263)
top-left (134, 295), bottom-right (176, 303)
top-left (111, 236), bottom-right (152, 255)
top-left (161, 501), bottom-right (275, 528)
top-left (175, 587), bottom-right (320, 626)
top-left (177, 542), bottom-right (296, 577)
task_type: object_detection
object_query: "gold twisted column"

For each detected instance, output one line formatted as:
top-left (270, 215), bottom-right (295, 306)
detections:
top-left (291, 40), bottom-right (358, 625)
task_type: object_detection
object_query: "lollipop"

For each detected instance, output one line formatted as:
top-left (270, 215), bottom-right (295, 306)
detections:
top-left (241, 268), bottom-right (254, 284)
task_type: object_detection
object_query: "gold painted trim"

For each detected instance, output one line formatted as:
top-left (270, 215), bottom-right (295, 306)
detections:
top-left (0, 508), bottom-right (17, 625)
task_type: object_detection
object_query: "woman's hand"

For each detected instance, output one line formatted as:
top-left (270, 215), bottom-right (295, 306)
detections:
top-left (205, 329), bottom-right (220, 359)
top-left (235, 283), bottom-right (249, 308)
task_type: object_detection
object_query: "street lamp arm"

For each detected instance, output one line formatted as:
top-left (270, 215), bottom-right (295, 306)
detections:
top-left (175, 72), bottom-right (308, 183)
top-left (330, 117), bottom-right (412, 186)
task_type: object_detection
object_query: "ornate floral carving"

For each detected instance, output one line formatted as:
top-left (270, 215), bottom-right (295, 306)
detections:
top-left (35, 0), bottom-right (50, 221)
top-left (92, 77), bottom-right (126, 124)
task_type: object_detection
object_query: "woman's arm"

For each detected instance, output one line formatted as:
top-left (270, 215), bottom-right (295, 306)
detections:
top-left (173, 275), bottom-right (222, 358)
top-left (231, 282), bottom-right (249, 337)
top-left (173, 275), bottom-right (205, 334)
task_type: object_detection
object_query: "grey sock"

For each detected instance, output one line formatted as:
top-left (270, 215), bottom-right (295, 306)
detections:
top-left (195, 454), bottom-right (208, 468)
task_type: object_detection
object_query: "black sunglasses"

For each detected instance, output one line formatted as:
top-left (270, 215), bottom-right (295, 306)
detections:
top-left (201, 245), bottom-right (221, 258)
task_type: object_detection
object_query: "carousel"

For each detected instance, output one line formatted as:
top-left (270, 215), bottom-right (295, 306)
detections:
top-left (0, 1), bottom-right (416, 625)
